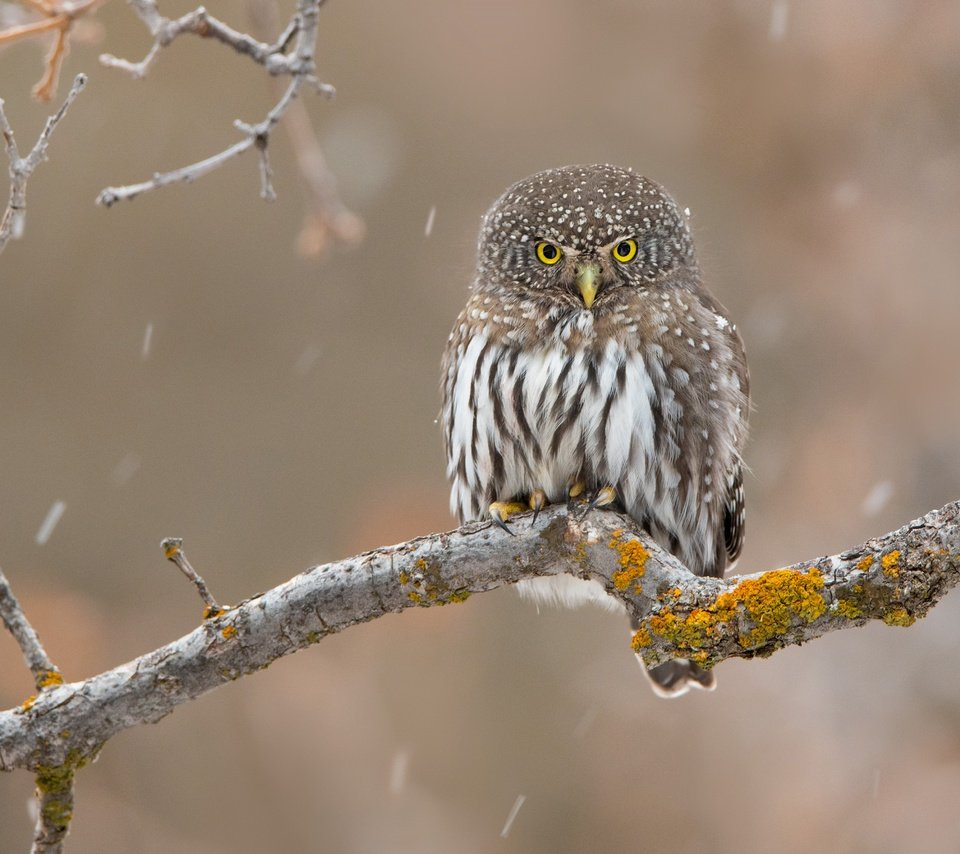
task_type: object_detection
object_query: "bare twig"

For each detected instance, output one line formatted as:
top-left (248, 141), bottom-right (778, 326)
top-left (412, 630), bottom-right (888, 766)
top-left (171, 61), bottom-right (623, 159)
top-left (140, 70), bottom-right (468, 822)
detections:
top-left (248, 0), bottom-right (364, 257)
top-left (0, 72), bottom-right (86, 255)
top-left (96, 0), bottom-right (334, 209)
top-left (0, 0), bottom-right (101, 101)
top-left (160, 538), bottom-right (223, 618)
top-left (99, 0), bottom-right (316, 79)
top-left (1, 501), bottom-right (957, 782)
top-left (0, 569), bottom-right (61, 691)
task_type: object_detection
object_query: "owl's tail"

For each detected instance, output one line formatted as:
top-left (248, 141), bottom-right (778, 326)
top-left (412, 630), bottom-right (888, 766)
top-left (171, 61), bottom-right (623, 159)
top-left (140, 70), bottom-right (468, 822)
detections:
top-left (641, 658), bottom-right (716, 697)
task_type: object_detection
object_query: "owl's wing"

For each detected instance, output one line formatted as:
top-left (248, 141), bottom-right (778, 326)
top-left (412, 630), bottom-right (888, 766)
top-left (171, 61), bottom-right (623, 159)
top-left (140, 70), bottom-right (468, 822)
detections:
top-left (696, 289), bottom-right (750, 567)
top-left (723, 463), bottom-right (745, 564)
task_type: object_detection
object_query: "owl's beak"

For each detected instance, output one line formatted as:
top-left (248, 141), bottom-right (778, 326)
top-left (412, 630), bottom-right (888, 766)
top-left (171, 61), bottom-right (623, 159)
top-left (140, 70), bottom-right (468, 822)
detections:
top-left (575, 261), bottom-right (600, 309)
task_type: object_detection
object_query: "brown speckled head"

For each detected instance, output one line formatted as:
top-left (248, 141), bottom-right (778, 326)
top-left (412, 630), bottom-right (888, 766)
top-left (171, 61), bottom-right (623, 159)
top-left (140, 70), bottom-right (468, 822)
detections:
top-left (477, 164), bottom-right (698, 291)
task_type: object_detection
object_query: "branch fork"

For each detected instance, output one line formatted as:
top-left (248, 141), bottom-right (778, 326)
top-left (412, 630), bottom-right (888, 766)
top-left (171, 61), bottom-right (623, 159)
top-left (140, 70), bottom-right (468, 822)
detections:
top-left (0, 73), bottom-right (86, 255)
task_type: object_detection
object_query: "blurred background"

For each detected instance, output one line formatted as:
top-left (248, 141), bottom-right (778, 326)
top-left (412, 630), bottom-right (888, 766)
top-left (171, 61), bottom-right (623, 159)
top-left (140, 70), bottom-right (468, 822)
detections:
top-left (2, 1), bottom-right (960, 851)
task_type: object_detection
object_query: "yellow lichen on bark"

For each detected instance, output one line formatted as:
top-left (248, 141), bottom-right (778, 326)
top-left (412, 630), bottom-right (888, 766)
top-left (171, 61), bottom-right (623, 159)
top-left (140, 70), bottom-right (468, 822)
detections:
top-left (608, 531), bottom-right (648, 592)
top-left (881, 550), bottom-right (901, 578)
top-left (37, 670), bottom-right (63, 688)
top-left (631, 626), bottom-right (652, 650)
top-left (882, 607), bottom-right (915, 627)
top-left (835, 599), bottom-right (863, 619)
top-left (638, 567), bottom-right (828, 658)
top-left (716, 567), bottom-right (827, 646)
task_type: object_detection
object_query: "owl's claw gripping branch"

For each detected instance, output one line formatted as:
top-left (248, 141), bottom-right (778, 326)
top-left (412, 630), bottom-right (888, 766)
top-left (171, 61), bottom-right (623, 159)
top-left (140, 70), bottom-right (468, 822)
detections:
top-left (529, 489), bottom-right (547, 524)
top-left (488, 501), bottom-right (529, 534)
top-left (587, 486), bottom-right (618, 513)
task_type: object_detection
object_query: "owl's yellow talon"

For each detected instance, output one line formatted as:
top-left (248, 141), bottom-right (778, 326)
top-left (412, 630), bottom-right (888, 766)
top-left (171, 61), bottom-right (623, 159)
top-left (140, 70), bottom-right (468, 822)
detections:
top-left (489, 500), bottom-right (528, 534)
top-left (568, 480), bottom-right (586, 499)
top-left (588, 486), bottom-right (618, 510)
top-left (529, 489), bottom-right (547, 524)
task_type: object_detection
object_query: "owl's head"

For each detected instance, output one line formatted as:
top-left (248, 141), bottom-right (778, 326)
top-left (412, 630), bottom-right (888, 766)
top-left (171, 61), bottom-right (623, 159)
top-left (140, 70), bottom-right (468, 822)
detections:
top-left (476, 164), bottom-right (697, 309)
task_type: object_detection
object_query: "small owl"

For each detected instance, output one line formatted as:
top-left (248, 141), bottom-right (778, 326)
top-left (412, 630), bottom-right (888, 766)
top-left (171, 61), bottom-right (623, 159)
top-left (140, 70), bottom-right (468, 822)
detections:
top-left (440, 165), bottom-right (749, 697)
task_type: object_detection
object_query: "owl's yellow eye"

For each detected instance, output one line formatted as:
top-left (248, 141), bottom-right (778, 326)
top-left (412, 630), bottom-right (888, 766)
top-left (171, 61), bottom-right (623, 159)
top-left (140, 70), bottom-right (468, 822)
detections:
top-left (612, 239), bottom-right (638, 263)
top-left (535, 241), bottom-right (562, 265)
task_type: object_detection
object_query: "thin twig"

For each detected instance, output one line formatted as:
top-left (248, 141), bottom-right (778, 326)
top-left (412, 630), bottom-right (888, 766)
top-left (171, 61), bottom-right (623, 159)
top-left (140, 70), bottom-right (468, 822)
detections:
top-left (0, 568), bottom-right (61, 691)
top-left (160, 538), bottom-right (223, 618)
top-left (99, 2), bottom-right (311, 79)
top-left (0, 72), bottom-right (86, 255)
top-left (247, 0), bottom-right (364, 257)
top-left (96, 0), bottom-right (330, 208)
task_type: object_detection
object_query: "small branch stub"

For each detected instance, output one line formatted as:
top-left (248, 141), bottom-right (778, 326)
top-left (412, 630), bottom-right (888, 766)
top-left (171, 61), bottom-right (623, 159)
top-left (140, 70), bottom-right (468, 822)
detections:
top-left (0, 569), bottom-right (62, 693)
top-left (160, 538), bottom-right (223, 618)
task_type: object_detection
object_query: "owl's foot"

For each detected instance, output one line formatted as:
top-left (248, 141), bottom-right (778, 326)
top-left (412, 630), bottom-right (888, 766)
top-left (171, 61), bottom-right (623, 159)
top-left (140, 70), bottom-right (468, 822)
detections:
top-left (489, 501), bottom-right (529, 534)
top-left (490, 491), bottom-right (549, 532)
top-left (567, 480), bottom-right (586, 500)
top-left (529, 489), bottom-right (547, 524)
top-left (588, 486), bottom-right (617, 511)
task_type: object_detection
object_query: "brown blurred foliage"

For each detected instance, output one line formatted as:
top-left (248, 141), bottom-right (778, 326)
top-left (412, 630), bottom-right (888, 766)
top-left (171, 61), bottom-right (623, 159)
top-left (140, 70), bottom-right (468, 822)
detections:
top-left (1, 1), bottom-right (959, 852)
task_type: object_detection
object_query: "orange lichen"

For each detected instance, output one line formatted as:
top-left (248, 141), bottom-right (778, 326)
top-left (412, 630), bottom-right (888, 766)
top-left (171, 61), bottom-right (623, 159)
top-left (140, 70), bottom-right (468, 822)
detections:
top-left (647, 607), bottom-right (716, 649)
top-left (856, 555), bottom-right (874, 572)
top-left (221, 625), bottom-right (237, 639)
top-left (21, 694), bottom-right (36, 712)
top-left (37, 670), bottom-right (63, 688)
top-left (881, 550), bottom-right (901, 578)
top-left (637, 567), bottom-right (828, 658)
top-left (631, 626), bottom-right (652, 650)
top-left (608, 531), bottom-right (648, 592)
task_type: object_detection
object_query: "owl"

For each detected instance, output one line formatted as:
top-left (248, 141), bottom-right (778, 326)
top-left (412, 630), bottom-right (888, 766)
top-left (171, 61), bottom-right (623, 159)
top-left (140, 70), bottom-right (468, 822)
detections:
top-left (440, 164), bottom-right (749, 697)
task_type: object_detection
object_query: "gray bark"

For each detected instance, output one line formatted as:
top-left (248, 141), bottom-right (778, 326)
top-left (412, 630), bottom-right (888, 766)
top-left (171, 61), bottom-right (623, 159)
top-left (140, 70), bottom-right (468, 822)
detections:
top-left (2, 500), bottom-right (957, 778)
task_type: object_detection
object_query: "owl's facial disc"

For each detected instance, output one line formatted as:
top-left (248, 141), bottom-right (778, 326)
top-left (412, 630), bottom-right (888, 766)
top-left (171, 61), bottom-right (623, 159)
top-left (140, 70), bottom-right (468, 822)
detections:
top-left (575, 260), bottom-right (600, 309)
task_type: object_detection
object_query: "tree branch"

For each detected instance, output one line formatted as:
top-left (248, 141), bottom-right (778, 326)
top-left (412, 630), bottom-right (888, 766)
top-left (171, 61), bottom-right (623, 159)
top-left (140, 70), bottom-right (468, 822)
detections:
top-left (0, 72), bottom-right (86, 255)
top-left (0, 566), bottom-right (73, 851)
top-left (0, 570), bottom-right (61, 692)
top-left (1, 500), bottom-right (957, 784)
top-left (96, 0), bottom-right (337, 209)
top-left (246, 0), bottom-right (364, 258)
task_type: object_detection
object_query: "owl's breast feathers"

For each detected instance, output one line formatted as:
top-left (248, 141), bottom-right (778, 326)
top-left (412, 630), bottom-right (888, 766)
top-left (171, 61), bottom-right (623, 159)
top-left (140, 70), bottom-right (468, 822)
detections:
top-left (441, 281), bottom-right (748, 578)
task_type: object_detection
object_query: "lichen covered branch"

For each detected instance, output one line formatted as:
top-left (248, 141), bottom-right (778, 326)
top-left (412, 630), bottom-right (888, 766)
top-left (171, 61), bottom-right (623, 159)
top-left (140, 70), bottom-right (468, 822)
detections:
top-left (0, 562), bottom-right (74, 850)
top-left (1, 500), bottom-right (957, 782)
top-left (0, 72), bottom-right (86, 255)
